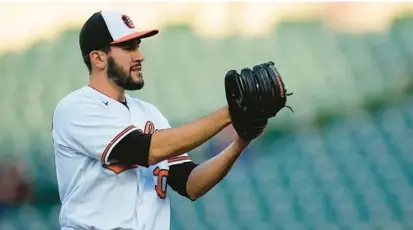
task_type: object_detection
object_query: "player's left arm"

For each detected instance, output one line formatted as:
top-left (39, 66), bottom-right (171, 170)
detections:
top-left (168, 135), bottom-right (249, 201)
top-left (157, 105), bottom-right (249, 201)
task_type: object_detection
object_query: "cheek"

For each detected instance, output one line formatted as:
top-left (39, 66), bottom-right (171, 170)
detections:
top-left (117, 58), bottom-right (131, 70)
top-left (111, 53), bottom-right (131, 70)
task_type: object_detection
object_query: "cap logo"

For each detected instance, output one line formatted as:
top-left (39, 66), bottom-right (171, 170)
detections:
top-left (121, 15), bottom-right (135, 29)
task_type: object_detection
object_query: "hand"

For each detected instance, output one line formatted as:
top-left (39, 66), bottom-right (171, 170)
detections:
top-left (231, 118), bottom-right (268, 142)
top-left (235, 120), bottom-right (268, 147)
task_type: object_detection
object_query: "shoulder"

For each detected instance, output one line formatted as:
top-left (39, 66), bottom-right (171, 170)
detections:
top-left (53, 86), bottom-right (107, 121)
top-left (128, 96), bottom-right (165, 117)
top-left (127, 95), bottom-right (171, 126)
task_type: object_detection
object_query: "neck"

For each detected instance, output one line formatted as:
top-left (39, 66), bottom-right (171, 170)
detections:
top-left (89, 72), bottom-right (125, 102)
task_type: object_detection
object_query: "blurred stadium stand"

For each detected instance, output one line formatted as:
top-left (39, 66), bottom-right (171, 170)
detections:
top-left (1, 3), bottom-right (413, 230)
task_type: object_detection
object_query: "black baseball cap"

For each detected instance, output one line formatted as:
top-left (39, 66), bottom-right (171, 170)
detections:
top-left (79, 10), bottom-right (159, 57)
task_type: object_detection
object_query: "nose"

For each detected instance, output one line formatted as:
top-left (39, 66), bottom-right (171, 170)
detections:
top-left (133, 48), bottom-right (144, 62)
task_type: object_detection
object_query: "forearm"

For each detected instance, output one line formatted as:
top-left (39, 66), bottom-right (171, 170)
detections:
top-left (148, 106), bottom-right (231, 165)
top-left (185, 137), bottom-right (249, 200)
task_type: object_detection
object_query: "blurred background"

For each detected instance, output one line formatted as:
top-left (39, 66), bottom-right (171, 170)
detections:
top-left (1, 1), bottom-right (413, 230)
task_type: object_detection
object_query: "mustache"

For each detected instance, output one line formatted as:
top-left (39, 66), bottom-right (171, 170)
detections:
top-left (130, 63), bottom-right (141, 70)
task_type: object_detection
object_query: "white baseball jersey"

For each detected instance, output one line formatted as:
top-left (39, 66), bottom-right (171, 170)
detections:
top-left (51, 86), bottom-right (192, 230)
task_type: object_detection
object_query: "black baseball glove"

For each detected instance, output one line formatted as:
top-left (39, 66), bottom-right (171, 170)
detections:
top-left (225, 61), bottom-right (293, 141)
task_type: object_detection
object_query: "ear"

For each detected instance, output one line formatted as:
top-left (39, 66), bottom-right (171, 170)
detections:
top-left (89, 51), bottom-right (108, 70)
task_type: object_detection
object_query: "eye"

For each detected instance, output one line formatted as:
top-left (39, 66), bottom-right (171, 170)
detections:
top-left (125, 42), bottom-right (139, 51)
top-left (114, 39), bottom-right (140, 51)
top-left (124, 46), bottom-right (136, 51)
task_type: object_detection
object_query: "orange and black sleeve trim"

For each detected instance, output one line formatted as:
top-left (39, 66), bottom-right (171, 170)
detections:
top-left (102, 126), bottom-right (153, 167)
top-left (101, 125), bottom-right (136, 164)
top-left (168, 155), bottom-right (191, 164)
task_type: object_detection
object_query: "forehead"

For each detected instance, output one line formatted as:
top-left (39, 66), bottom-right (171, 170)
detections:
top-left (112, 39), bottom-right (141, 48)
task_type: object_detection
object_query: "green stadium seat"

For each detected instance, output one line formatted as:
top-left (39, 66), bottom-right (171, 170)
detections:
top-left (0, 221), bottom-right (18, 230)
top-left (314, 223), bottom-right (341, 230)
top-left (390, 17), bottom-right (413, 59)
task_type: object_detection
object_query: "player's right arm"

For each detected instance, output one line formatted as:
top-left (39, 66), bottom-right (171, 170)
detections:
top-left (147, 106), bottom-right (230, 165)
top-left (110, 106), bottom-right (231, 166)
top-left (53, 98), bottom-right (231, 167)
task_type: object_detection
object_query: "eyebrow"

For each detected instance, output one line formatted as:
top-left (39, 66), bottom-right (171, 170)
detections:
top-left (113, 39), bottom-right (140, 49)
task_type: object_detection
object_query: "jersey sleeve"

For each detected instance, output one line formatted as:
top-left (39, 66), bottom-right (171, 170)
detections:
top-left (52, 99), bottom-right (138, 165)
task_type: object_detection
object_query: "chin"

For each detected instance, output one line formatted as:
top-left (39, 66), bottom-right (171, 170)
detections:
top-left (132, 72), bottom-right (142, 80)
top-left (134, 78), bottom-right (144, 88)
top-left (133, 76), bottom-right (143, 84)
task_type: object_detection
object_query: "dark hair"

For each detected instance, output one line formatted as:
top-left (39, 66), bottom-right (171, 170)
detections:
top-left (82, 46), bottom-right (111, 73)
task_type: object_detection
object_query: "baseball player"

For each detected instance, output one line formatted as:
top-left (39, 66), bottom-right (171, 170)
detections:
top-left (51, 10), bottom-right (251, 230)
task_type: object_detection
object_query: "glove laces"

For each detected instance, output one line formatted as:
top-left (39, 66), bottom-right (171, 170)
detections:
top-left (284, 88), bottom-right (294, 113)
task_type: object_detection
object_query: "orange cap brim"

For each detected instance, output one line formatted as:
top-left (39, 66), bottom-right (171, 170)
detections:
top-left (111, 29), bottom-right (159, 44)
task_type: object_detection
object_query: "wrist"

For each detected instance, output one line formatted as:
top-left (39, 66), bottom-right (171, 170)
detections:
top-left (218, 106), bottom-right (231, 126)
top-left (234, 135), bottom-right (249, 149)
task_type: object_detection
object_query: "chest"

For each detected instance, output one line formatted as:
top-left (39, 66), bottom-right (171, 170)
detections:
top-left (110, 100), bottom-right (165, 136)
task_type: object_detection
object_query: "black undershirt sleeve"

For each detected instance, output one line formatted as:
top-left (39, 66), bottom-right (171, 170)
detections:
top-left (108, 125), bottom-right (199, 200)
top-left (168, 161), bottom-right (199, 200)
top-left (108, 130), bottom-right (152, 167)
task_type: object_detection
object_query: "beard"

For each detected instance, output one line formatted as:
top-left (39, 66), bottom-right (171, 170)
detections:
top-left (107, 56), bottom-right (144, 91)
